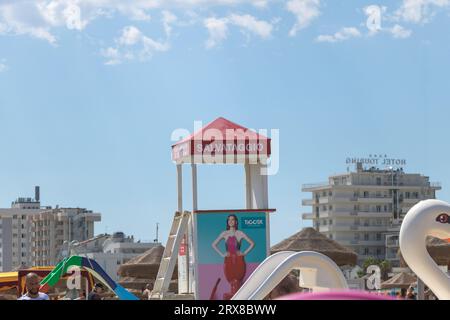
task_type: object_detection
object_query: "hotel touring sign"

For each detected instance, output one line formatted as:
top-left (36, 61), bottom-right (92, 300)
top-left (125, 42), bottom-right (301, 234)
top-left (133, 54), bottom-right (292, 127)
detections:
top-left (346, 155), bottom-right (407, 167)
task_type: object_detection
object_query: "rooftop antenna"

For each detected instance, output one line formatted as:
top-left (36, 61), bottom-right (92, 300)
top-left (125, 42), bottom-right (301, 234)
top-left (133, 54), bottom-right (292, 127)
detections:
top-left (154, 223), bottom-right (159, 243)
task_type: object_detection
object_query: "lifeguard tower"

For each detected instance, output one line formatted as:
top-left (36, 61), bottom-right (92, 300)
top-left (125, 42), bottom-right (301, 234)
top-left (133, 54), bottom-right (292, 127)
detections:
top-left (151, 117), bottom-right (276, 300)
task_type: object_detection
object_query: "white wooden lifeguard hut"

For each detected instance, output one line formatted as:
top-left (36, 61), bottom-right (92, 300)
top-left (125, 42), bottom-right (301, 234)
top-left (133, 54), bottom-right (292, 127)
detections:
top-left (151, 117), bottom-right (276, 300)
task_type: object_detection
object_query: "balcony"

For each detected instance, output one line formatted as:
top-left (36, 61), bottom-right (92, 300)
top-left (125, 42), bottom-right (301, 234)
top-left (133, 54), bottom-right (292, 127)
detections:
top-left (386, 239), bottom-right (400, 247)
top-left (386, 252), bottom-right (400, 260)
top-left (318, 225), bottom-right (331, 232)
top-left (319, 197), bottom-right (331, 204)
top-left (332, 211), bottom-right (393, 218)
top-left (402, 198), bottom-right (422, 204)
top-left (339, 240), bottom-right (385, 246)
top-left (358, 196), bottom-right (392, 203)
top-left (302, 213), bottom-right (314, 220)
top-left (431, 182), bottom-right (442, 189)
top-left (302, 182), bottom-right (329, 191)
top-left (302, 199), bottom-right (315, 206)
top-left (324, 225), bottom-right (387, 232)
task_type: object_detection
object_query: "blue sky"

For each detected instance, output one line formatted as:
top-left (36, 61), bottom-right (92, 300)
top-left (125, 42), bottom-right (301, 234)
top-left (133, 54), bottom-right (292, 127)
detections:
top-left (1, 0), bottom-right (450, 245)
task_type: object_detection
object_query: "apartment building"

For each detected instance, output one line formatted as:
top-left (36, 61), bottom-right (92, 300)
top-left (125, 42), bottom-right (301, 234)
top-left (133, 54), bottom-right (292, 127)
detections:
top-left (31, 207), bottom-right (101, 266)
top-left (302, 162), bottom-right (441, 266)
top-left (0, 187), bottom-right (46, 271)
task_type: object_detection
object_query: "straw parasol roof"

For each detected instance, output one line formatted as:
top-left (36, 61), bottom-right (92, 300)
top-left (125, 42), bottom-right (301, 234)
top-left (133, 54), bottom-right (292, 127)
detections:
top-left (399, 237), bottom-right (450, 268)
top-left (271, 228), bottom-right (358, 266)
top-left (117, 245), bottom-right (178, 296)
top-left (381, 272), bottom-right (417, 289)
top-left (117, 245), bottom-right (177, 279)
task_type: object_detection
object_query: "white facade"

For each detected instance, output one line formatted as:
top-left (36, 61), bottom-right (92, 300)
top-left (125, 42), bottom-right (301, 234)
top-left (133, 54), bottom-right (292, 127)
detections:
top-left (0, 207), bottom-right (44, 271)
top-left (302, 164), bottom-right (441, 266)
top-left (0, 192), bottom-right (46, 271)
top-left (72, 232), bottom-right (160, 281)
top-left (31, 207), bottom-right (101, 266)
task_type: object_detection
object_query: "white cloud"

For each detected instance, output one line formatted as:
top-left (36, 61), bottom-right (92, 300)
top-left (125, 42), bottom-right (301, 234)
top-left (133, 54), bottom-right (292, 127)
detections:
top-left (228, 14), bottom-right (272, 39)
top-left (102, 25), bottom-right (169, 65)
top-left (204, 17), bottom-right (229, 49)
top-left (389, 24), bottom-right (412, 38)
top-left (162, 10), bottom-right (177, 37)
top-left (0, 59), bottom-right (7, 72)
top-left (286, 0), bottom-right (320, 37)
top-left (316, 27), bottom-right (361, 43)
top-left (204, 14), bottom-right (273, 48)
top-left (395, 0), bottom-right (450, 24)
top-left (0, 2), bottom-right (57, 44)
top-left (0, 0), bottom-right (278, 47)
top-left (117, 25), bottom-right (142, 46)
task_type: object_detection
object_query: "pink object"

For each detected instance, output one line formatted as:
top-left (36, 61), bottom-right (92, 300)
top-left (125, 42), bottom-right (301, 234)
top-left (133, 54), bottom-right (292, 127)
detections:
top-left (276, 291), bottom-right (396, 300)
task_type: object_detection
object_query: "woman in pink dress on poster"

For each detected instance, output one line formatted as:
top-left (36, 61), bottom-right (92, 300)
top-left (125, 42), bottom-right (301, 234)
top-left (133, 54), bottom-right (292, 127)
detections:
top-left (212, 214), bottom-right (255, 300)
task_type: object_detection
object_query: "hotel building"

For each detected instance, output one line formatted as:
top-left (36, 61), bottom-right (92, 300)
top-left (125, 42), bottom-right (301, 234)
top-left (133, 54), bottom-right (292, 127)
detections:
top-left (302, 162), bottom-right (441, 266)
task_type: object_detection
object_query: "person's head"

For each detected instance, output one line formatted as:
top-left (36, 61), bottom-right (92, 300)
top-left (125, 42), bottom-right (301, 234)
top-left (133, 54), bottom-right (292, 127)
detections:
top-left (93, 283), bottom-right (105, 294)
top-left (408, 286), bottom-right (415, 293)
top-left (25, 273), bottom-right (41, 296)
top-left (226, 215), bottom-right (238, 230)
top-left (400, 288), bottom-right (407, 297)
top-left (145, 283), bottom-right (152, 291)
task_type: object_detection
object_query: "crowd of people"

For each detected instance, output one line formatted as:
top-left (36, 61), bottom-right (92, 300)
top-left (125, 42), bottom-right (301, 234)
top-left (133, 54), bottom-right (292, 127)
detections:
top-left (14, 272), bottom-right (438, 301)
top-left (17, 272), bottom-right (108, 301)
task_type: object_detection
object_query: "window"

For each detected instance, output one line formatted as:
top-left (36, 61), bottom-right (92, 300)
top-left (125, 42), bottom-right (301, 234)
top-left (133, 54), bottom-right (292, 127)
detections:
top-left (364, 234), bottom-right (369, 241)
top-left (354, 233), bottom-right (360, 240)
top-left (376, 248), bottom-right (382, 256)
top-left (376, 219), bottom-right (382, 225)
top-left (329, 219), bottom-right (333, 225)
top-left (364, 248), bottom-right (369, 255)
top-left (13, 215), bottom-right (17, 219)
top-left (376, 206), bottom-right (382, 212)
top-left (376, 233), bottom-right (382, 241)
top-left (376, 177), bottom-right (381, 186)
top-left (328, 191), bottom-right (333, 196)
top-left (21, 215), bottom-right (26, 220)
top-left (329, 205), bottom-right (333, 211)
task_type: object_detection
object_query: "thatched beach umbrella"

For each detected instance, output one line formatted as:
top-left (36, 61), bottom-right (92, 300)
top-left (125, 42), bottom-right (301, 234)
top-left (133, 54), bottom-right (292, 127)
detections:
top-left (118, 245), bottom-right (167, 279)
top-left (399, 237), bottom-right (450, 268)
top-left (271, 227), bottom-right (358, 266)
top-left (381, 272), bottom-right (417, 290)
top-left (117, 245), bottom-right (178, 294)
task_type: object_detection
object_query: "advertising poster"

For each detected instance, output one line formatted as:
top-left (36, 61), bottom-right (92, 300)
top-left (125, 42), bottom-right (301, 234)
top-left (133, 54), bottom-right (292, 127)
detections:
top-left (195, 211), bottom-right (269, 300)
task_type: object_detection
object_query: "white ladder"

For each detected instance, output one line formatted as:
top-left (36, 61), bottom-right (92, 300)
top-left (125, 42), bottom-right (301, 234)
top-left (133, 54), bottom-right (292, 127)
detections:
top-left (151, 211), bottom-right (190, 299)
